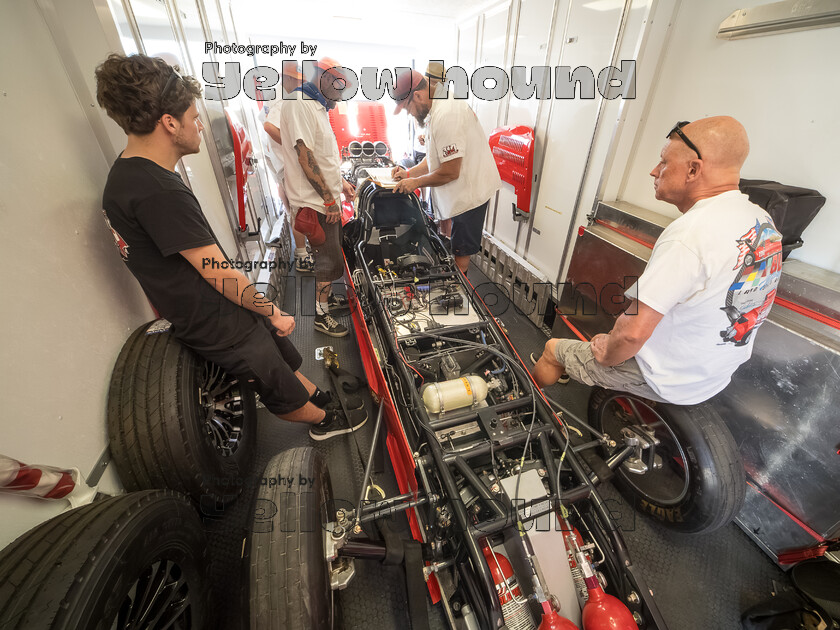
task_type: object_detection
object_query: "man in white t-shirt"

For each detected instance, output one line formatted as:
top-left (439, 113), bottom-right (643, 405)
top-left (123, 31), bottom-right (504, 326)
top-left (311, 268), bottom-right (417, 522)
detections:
top-left (533, 116), bottom-right (782, 405)
top-left (262, 64), bottom-right (315, 273)
top-left (277, 57), bottom-right (355, 338)
top-left (390, 69), bottom-right (502, 273)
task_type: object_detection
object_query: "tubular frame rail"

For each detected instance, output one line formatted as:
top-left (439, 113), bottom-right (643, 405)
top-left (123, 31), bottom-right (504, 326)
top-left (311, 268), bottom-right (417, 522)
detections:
top-left (347, 182), bottom-right (666, 630)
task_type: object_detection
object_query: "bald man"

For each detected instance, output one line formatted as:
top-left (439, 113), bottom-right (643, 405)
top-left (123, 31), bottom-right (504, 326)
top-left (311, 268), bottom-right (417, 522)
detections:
top-left (533, 116), bottom-right (783, 404)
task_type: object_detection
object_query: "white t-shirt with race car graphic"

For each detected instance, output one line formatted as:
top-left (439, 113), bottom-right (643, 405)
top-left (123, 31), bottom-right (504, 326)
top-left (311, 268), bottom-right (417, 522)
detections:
top-left (630, 190), bottom-right (782, 404)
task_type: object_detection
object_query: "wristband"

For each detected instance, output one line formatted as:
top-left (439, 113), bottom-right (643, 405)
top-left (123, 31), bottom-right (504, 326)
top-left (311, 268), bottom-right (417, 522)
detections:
top-left (324, 199), bottom-right (336, 208)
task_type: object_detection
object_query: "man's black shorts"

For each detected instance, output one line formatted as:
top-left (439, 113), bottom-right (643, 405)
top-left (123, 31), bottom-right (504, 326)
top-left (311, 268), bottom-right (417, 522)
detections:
top-left (191, 318), bottom-right (309, 415)
top-left (451, 201), bottom-right (489, 257)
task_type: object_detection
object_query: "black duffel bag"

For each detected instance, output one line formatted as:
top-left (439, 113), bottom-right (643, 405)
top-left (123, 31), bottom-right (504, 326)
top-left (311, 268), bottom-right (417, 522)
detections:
top-left (739, 179), bottom-right (826, 259)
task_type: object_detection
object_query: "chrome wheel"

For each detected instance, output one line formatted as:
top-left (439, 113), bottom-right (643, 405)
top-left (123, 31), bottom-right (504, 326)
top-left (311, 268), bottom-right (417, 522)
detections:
top-left (112, 560), bottom-right (192, 629)
top-left (597, 393), bottom-right (691, 506)
top-left (199, 362), bottom-right (244, 457)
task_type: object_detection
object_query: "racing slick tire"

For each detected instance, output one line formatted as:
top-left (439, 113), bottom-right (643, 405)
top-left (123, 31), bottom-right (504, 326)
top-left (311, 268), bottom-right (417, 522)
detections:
top-left (107, 320), bottom-right (258, 505)
top-left (248, 447), bottom-right (339, 630)
top-left (0, 490), bottom-right (210, 630)
top-left (588, 387), bottom-right (746, 534)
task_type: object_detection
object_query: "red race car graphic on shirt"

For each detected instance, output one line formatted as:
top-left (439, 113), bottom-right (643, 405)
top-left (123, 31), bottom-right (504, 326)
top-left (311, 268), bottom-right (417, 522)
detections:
top-left (720, 219), bottom-right (782, 346)
top-left (103, 211), bottom-right (129, 261)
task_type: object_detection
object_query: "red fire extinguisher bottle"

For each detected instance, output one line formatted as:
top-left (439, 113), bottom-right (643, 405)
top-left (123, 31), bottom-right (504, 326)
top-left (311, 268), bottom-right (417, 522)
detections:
top-left (561, 524), bottom-right (590, 608)
top-left (577, 551), bottom-right (638, 630)
top-left (482, 544), bottom-right (537, 630)
top-left (537, 600), bottom-right (580, 630)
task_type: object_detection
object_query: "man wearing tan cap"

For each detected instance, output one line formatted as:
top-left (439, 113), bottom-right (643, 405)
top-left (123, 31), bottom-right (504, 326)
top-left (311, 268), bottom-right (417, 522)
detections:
top-left (390, 69), bottom-right (501, 274)
top-left (262, 63), bottom-right (313, 273)
top-left (425, 61), bottom-right (447, 98)
top-left (277, 57), bottom-right (356, 342)
top-left (412, 62), bottom-right (446, 157)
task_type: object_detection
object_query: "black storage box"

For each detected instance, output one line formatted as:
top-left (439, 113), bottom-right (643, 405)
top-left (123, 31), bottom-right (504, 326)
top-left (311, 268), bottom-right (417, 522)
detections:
top-left (739, 179), bottom-right (826, 259)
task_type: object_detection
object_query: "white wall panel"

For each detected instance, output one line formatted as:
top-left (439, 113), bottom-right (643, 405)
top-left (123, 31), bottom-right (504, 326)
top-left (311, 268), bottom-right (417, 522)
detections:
top-left (506, 0), bottom-right (556, 128)
top-left (524, 0), bottom-right (627, 280)
top-left (457, 15), bottom-right (480, 71)
top-left (492, 187), bottom-right (521, 250)
top-left (618, 0), bottom-right (840, 274)
top-left (0, 1), bottom-right (151, 548)
top-left (472, 2), bottom-right (512, 135)
top-left (493, 0), bottom-right (557, 254)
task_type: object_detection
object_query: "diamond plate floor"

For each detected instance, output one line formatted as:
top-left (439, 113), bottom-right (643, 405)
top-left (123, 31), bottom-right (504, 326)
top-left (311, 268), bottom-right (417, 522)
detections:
top-left (201, 263), bottom-right (789, 630)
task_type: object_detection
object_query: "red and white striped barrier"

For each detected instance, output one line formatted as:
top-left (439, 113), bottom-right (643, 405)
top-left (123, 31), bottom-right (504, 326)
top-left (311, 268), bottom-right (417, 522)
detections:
top-left (0, 455), bottom-right (96, 507)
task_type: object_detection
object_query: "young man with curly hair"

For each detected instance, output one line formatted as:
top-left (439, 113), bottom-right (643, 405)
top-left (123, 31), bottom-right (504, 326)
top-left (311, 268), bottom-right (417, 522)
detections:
top-left (95, 54), bottom-right (365, 440)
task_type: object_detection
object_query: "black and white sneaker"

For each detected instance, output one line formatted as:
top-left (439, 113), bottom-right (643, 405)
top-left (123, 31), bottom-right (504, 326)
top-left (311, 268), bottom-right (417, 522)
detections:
top-left (327, 292), bottom-right (350, 312)
top-left (529, 351), bottom-right (570, 384)
top-left (295, 254), bottom-right (315, 274)
top-left (325, 390), bottom-right (364, 411)
top-left (314, 313), bottom-right (348, 337)
top-left (309, 407), bottom-right (367, 441)
top-left (311, 387), bottom-right (364, 411)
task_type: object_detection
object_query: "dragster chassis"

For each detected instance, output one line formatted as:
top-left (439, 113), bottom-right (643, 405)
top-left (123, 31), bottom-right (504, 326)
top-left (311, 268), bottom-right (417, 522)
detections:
top-left (328, 179), bottom-right (670, 630)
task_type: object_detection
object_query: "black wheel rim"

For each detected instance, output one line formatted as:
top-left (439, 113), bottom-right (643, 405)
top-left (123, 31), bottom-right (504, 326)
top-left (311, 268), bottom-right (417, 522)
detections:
top-left (198, 362), bottom-right (245, 457)
top-left (111, 559), bottom-right (192, 629)
top-left (598, 393), bottom-right (691, 505)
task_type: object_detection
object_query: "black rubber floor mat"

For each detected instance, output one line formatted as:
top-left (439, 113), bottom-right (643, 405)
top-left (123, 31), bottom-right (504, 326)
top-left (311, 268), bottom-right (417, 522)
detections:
top-left (201, 270), bottom-right (447, 630)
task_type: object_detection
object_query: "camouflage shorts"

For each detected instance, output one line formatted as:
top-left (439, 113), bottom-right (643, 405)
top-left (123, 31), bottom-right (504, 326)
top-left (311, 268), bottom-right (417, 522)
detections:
top-left (553, 339), bottom-right (666, 402)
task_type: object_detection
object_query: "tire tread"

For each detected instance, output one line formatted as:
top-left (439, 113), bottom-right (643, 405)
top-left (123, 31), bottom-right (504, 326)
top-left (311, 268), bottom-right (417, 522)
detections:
top-left (0, 490), bottom-right (206, 630)
top-left (106, 321), bottom-right (257, 504)
top-left (589, 387), bottom-right (745, 533)
top-left (249, 447), bottom-right (332, 630)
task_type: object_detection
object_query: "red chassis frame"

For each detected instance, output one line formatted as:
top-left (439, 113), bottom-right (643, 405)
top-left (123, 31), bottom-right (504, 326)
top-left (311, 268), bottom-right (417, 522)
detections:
top-left (343, 258), bottom-right (443, 602)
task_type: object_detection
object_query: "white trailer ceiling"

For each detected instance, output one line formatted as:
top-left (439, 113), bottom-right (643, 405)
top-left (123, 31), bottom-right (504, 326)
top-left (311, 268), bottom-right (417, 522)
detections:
top-left (232, 0), bottom-right (490, 63)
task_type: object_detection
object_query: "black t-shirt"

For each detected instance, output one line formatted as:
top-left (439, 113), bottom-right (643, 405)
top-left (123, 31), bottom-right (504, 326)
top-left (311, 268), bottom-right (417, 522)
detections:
top-left (102, 156), bottom-right (259, 351)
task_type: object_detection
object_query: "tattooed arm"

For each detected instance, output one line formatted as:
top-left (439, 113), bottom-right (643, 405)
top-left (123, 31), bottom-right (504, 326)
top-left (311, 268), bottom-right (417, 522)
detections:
top-left (294, 138), bottom-right (341, 223)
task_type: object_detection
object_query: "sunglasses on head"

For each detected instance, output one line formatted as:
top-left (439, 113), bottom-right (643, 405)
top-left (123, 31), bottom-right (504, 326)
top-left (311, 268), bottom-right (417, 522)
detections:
top-left (406, 87), bottom-right (418, 107)
top-left (667, 121), bottom-right (702, 160)
top-left (396, 86), bottom-right (419, 112)
top-left (159, 67), bottom-right (183, 108)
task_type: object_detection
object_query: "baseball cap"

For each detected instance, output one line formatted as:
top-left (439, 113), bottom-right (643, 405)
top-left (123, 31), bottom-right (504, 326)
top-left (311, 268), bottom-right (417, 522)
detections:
top-left (317, 57), bottom-right (348, 81)
top-left (280, 61), bottom-right (302, 80)
top-left (425, 62), bottom-right (445, 82)
top-left (392, 69), bottom-right (426, 114)
top-left (316, 57), bottom-right (351, 96)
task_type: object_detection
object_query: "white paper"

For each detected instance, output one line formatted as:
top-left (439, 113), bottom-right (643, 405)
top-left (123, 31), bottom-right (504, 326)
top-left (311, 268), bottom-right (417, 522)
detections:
top-left (364, 167), bottom-right (399, 188)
